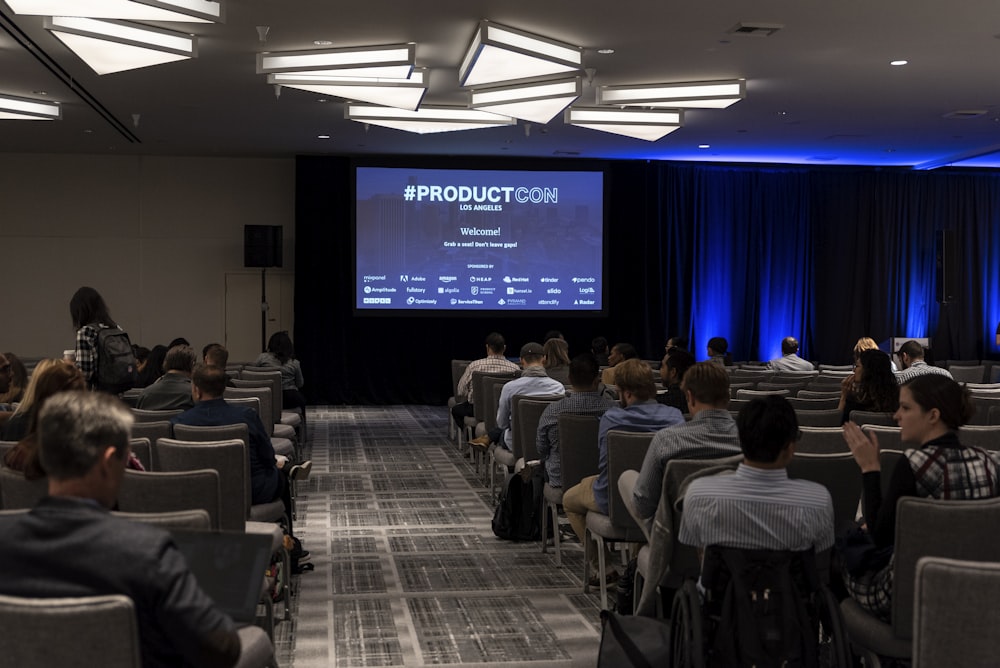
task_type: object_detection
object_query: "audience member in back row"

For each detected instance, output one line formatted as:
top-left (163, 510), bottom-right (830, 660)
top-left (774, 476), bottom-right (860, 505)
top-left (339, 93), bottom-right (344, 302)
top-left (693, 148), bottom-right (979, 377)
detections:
top-left (136, 344), bottom-right (168, 388)
top-left (855, 336), bottom-right (897, 372)
top-left (69, 286), bottom-right (125, 391)
top-left (706, 336), bottom-right (733, 366)
top-left (0, 352), bottom-right (11, 420)
top-left (601, 342), bottom-right (638, 386)
top-left (591, 336), bottom-right (610, 367)
top-left (839, 349), bottom-right (898, 424)
top-left (135, 344), bottom-right (197, 411)
top-left (634, 362), bottom-right (742, 519)
top-left (841, 375), bottom-right (1000, 621)
top-left (451, 332), bottom-right (520, 428)
top-left (0, 352), bottom-right (27, 405)
top-left (203, 342), bottom-right (229, 368)
top-left (563, 358), bottom-right (684, 584)
top-left (657, 347), bottom-right (695, 414)
top-left (0, 390), bottom-right (247, 668)
top-left (894, 339), bottom-right (953, 383)
top-left (536, 353), bottom-right (617, 489)
top-left (253, 331), bottom-right (307, 418)
top-left (768, 336), bottom-right (815, 372)
top-left (542, 337), bottom-right (571, 385)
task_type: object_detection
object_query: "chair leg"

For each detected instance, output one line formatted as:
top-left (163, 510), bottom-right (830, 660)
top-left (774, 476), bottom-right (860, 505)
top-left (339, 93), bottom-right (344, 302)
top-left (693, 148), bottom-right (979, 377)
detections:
top-left (583, 527), bottom-right (592, 593)
top-left (596, 535), bottom-right (609, 610)
top-left (541, 499), bottom-right (549, 554)
top-left (634, 570), bottom-right (644, 615)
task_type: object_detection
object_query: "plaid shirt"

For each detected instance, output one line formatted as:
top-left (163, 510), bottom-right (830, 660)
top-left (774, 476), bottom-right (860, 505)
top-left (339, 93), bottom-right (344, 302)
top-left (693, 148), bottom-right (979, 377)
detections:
top-left (909, 436), bottom-right (1000, 499)
top-left (74, 323), bottom-right (104, 385)
top-left (456, 354), bottom-right (520, 404)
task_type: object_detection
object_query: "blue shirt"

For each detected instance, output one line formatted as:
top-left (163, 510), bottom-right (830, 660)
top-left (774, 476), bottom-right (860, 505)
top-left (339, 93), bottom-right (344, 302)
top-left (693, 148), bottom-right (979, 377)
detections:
top-left (594, 400), bottom-right (684, 514)
top-left (536, 391), bottom-right (618, 487)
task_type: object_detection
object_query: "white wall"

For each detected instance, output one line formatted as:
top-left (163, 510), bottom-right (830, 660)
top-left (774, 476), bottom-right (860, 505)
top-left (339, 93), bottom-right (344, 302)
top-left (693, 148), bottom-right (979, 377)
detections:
top-left (0, 153), bottom-right (296, 362)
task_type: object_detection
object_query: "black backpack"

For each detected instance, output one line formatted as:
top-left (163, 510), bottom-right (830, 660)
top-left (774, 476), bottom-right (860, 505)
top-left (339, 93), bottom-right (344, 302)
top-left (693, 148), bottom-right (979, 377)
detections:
top-left (93, 325), bottom-right (138, 394)
top-left (491, 464), bottom-right (547, 541)
top-left (703, 547), bottom-right (819, 668)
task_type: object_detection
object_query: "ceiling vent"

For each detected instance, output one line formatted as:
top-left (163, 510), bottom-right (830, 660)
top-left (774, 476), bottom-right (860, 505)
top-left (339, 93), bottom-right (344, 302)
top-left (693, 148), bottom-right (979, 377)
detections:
top-left (942, 109), bottom-right (987, 119)
top-left (726, 22), bottom-right (784, 37)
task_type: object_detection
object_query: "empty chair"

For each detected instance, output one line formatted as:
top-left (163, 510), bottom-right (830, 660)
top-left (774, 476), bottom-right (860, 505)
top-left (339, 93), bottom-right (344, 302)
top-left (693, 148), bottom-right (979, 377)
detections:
top-left (969, 396), bottom-right (1000, 425)
top-left (111, 509), bottom-right (211, 531)
top-left (795, 408), bottom-right (844, 427)
top-left (728, 381), bottom-right (755, 396)
top-left (117, 469), bottom-right (222, 530)
top-left (447, 359), bottom-right (471, 440)
top-left (957, 425), bottom-right (1000, 451)
top-left (129, 437), bottom-right (153, 471)
top-left (130, 420), bottom-right (172, 444)
top-left (818, 364), bottom-right (854, 372)
top-left (788, 452), bottom-right (864, 534)
top-left (155, 438), bottom-right (248, 532)
top-left (950, 365), bottom-right (986, 384)
top-left (862, 424), bottom-right (907, 451)
top-left (797, 427), bottom-right (848, 454)
top-left (0, 467), bottom-right (47, 509)
top-left (757, 381), bottom-right (808, 394)
top-left (223, 387), bottom-right (294, 458)
top-left (945, 359), bottom-right (982, 368)
top-left (736, 387), bottom-right (789, 399)
top-left (849, 410), bottom-right (897, 427)
top-left (130, 408), bottom-right (183, 423)
top-left (512, 395), bottom-right (562, 464)
top-left (232, 371), bottom-right (299, 444)
top-left (542, 414), bottom-right (600, 566)
top-left (788, 396), bottom-right (840, 411)
top-left (799, 389), bottom-right (842, 399)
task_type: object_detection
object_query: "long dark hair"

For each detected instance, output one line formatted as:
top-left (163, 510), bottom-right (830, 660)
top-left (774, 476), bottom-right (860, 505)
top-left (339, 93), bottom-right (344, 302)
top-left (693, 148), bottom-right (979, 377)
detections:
top-left (69, 287), bottom-right (115, 329)
top-left (856, 349), bottom-right (899, 412)
top-left (266, 331), bottom-right (295, 363)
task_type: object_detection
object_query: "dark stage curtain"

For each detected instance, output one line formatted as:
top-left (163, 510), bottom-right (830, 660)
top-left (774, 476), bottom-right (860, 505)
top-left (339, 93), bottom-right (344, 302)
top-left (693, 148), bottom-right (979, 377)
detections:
top-left (295, 157), bottom-right (1000, 405)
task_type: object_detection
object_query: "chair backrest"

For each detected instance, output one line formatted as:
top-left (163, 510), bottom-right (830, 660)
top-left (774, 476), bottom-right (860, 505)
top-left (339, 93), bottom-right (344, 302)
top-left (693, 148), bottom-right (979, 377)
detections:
top-left (225, 396), bottom-right (260, 415)
top-left (892, 496), bottom-right (1000, 639)
top-left (970, 396), bottom-right (1000, 425)
top-left (128, 437), bottom-right (153, 471)
top-left (223, 386), bottom-right (274, 436)
top-left (0, 467), bottom-right (47, 510)
top-left (950, 365), bottom-right (986, 384)
top-left (111, 508), bottom-right (212, 531)
top-left (512, 395), bottom-right (561, 462)
top-left (451, 360), bottom-right (471, 399)
top-left (787, 396), bottom-right (840, 411)
top-left (471, 371), bottom-right (517, 423)
top-left (912, 556), bottom-right (1000, 668)
top-left (239, 369), bottom-right (285, 422)
top-left (796, 427), bottom-right (847, 454)
top-left (862, 424), bottom-right (907, 451)
top-left (736, 388), bottom-right (789, 399)
top-left (957, 425), bottom-right (1000, 451)
top-left (482, 377), bottom-right (515, 433)
top-left (757, 382), bottom-right (808, 394)
top-left (119, 388), bottom-right (142, 408)
top-left (130, 420), bottom-right (172, 445)
top-left (557, 413), bottom-right (601, 490)
top-left (130, 407), bottom-right (183, 423)
top-left (794, 408), bottom-right (843, 428)
top-left (0, 593), bottom-right (142, 668)
top-left (798, 389), bottom-right (842, 399)
top-left (818, 364), bottom-right (853, 372)
top-left (787, 452), bottom-right (863, 534)
top-left (728, 382), bottom-right (755, 396)
top-left (117, 469), bottom-right (222, 530)
top-left (606, 430), bottom-right (656, 533)
top-left (878, 449), bottom-right (906, 498)
top-left (849, 410), bottom-right (897, 427)
top-left (154, 438), bottom-right (247, 531)
top-left (945, 359), bottom-right (982, 367)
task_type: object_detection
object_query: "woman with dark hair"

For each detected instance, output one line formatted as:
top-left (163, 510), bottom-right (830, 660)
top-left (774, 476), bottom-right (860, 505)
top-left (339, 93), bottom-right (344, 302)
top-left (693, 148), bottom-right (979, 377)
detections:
top-left (254, 331), bottom-right (306, 417)
top-left (839, 349), bottom-right (898, 424)
top-left (136, 344), bottom-right (168, 388)
top-left (0, 353), bottom-right (28, 405)
top-left (542, 338), bottom-right (571, 384)
top-left (841, 375), bottom-right (1000, 620)
top-left (69, 286), bottom-right (122, 390)
top-left (706, 336), bottom-right (733, 366)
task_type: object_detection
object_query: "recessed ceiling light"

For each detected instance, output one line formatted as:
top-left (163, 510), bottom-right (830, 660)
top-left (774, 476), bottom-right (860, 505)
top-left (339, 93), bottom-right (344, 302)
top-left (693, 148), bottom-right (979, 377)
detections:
top-left (32, 90), bottom-right (48, 95)
top-left (313, 40), bottom-right (332, 46)
top-left (317, 98), bottom-right (327, 103)
top-left (890, 60), bottom-right (908, 66)
top-left (698, 144), bottom-right (710, 149)
top-left (597, 48), bottom-right (614, 55)
top-left (317, 134), bottom-right (330, 139)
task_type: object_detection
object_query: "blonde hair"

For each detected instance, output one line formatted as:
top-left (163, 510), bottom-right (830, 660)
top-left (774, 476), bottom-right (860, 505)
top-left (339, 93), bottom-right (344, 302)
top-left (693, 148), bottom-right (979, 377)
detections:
top-left (11, 358), bottom-right (64, 418)
top-left (614, 358), bottom-right (657, 401)
top-left (853, 337), bottom-right (879, 361)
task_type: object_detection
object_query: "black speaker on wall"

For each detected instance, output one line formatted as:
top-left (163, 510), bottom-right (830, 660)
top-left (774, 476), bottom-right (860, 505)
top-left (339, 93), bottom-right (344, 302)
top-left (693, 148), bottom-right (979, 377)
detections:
top-left (244, 225), bottom-right (283, 268)
top-left (935, 229), bottom-right (958, 303)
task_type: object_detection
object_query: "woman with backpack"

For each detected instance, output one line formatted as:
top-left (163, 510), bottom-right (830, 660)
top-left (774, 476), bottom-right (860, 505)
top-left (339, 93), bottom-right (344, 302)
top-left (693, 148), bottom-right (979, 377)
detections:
top-left (70, 286), bottom-right (136, 393)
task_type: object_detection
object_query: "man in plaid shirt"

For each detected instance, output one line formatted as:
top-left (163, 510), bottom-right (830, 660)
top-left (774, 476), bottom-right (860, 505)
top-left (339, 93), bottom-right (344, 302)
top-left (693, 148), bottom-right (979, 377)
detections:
top-left (451, 332), bottom-right (520, 427)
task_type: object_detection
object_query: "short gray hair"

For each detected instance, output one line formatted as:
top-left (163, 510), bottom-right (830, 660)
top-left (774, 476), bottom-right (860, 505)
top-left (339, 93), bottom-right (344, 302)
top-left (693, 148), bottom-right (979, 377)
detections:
top-left (38, 391), bottom-right (133, 480)
top-left (163, 344), bottom-right (197, 373)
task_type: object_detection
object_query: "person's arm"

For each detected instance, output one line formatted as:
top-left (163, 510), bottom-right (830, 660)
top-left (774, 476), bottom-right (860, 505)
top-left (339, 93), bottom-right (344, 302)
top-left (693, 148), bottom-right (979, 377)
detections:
top-left (866, 457), bottom-right (916, 548)
top-left (75, 326), bottom-right (97, 385)
top-left (456, 365), bottom-right (473, 400)
top-left (535, 406), bottom-right (556, 462)
top-left (292, 359), bottom-right (304, 389)
top-left (496, 385), bottom-right (512, 430)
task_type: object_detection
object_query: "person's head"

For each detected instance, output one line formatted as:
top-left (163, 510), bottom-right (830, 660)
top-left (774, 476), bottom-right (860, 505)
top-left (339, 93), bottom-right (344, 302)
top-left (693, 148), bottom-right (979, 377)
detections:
top-left (614, 358), bottom-right (656, 404)
top-left (266, 331), bottom-right (295, 362)
top-left (897, 340), bottom-right (926, 369)
top-left (896, 375), bottom-right (974, 444)
top-left (781, 337), bottom-right (800, 356)
top-left (192, 363), bottom-right (228, 401)
top-left (167, 337), bottom-right (190, 349)
top-left (202, 343), bottom-right (229, 368)
top-left (132, 345), bottom-right (150, 372)
top-left (143, 345), bottom-right (168, 379)
top-left (485, 332), bottom-right (506, 355)
top-left (163, 345), bottom-right (197, 375)
top-left (543, 330), bottom-right (565, 342)
top-left (666, 336), bottom-right (688, 351)
top-left (0, 353), bottom-right (27, 401)
top-left (543, 338), bottom-right (570, 368)
top-left (681, 361), bottom-right (730, 409)
top-left (855, 349), bottom-right (899, 411)
top-left (568, 353), bottom-right (601, 390)
top-left (737, 396), bottom-right (799, 466)
top-left (853, 336), bottom-right (879, 361)
top-left (69, 286), bottom-right (115, 329)
top-left (14, 359), bottom-right (87, 426)
top-left (608, 342), bottom-right (637, 366)
top-left (38, 390), bottom-right (133, 507)
top-left (0, 352), bottom-right (12, 395)
top-left (519, 342), bottom-right (545, 367)
top-left (707, 336), bottom-right (728, 356)
top-left (664, 348), bottom-right (696, 386)
top-left (591, 336), bottom-right (609, 355)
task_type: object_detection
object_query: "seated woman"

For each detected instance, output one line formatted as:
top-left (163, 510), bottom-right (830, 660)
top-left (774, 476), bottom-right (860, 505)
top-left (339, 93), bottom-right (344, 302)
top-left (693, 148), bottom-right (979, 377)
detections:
top-left (841, 374), bottom-right (1000, 620)
top-left (253, 331), bottom-right (306, 419)
top-left (0, 352), bottom-right (27, 406)
top-left (542, 337), bottom-right (570, 384)
top-left (839, 348), bottom-right (898, 424)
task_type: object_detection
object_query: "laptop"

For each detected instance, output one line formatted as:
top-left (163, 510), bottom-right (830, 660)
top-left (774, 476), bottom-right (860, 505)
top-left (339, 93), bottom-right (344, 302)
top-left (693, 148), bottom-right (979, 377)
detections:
top-left (172, 530), bottom-right (273, 625)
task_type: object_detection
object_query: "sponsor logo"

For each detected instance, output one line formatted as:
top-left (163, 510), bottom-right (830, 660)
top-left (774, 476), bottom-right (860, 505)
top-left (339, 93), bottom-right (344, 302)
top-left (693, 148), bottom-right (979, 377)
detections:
top-left (439, 276), bottom-right (457, 283)
top-left (571, 277), bottom-right (596, 283)
top-left (406, 287), bottom-right (425, 294)
top-left (363, 297), bottom-right (392, 304)
top-left (579, 287), bottom-right (595, 294)
top-left (403, 183), bottom-right (558, 204)
top-left (362, 275), bottom-right (386, 283)
top-left (540, 277), bottom-right (559, 283)
top-left (538, 299), bottom-right (559, 306)
top-left (547, 288), bottom-right (562, 294)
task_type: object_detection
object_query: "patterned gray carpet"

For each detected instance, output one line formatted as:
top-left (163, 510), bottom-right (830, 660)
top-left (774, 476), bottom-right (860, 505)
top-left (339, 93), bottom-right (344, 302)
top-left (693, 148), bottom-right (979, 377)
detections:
top-left (276, 405), bottom-right (603, 667)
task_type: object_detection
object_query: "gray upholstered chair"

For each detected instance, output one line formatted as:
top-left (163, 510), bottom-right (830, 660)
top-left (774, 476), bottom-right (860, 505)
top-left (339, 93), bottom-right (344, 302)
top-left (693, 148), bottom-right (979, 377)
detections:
top-left (757, 381), bottom-right (808, 394)
top-left (130, 420), bottom-right (172, 445)
top-left (0, 466), bottom-right (47, 509)
top-left (849, 410), bottom-right (897, 427)
top-left (542, 413), bottom-right (600, 566)
top-left (797, 427), bottom-right (848, 454)
top-left (798, 389), bottom-right (842, 399)
top-left (512, 395), bottom-right (562, 464)
top-left (949, 364), bottom-right (986, 384)
top-left (111, 508), bottom-right (211, 530)
top-left (0, 593), bottom-right (142, 668)
top-left (232, 373), bottom-right (300, 446)
top-left (968, 395), bottom-right (1000, 425)
top-left (154, 438), bottom-right (248, 532)
top-left (795, 408), bottom-right (844, 427)
top-left (912, 557), bottom-right (1000, 668)
top-left (223, 387), bottom-right (294, 458)
top-left (130, 407), bottom-right (184, 423)
top-left (787, 452), bottom-right (863, 534)
top-left (862, 424), bottom-right (908, 451)
top-left (957, 425), bottom-right (1000, 450)
top-left (840, 496), bottom-right (1000, 666)
top-left (446, 359), bottom-right (471, 442)
top-left (117, 469), bottom-right (222, 530)
top-left (735, 388), bottom-right (790, 399)
top-left (128, 437), bottom-right (153, 471)
top-left (787, 396), bottom-right (841, 411)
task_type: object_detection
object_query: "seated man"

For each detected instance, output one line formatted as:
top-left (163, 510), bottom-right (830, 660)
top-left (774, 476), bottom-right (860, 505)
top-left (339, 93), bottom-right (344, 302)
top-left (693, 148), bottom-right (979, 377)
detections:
top-left (471, 342), bottom-right (565, 450)
top-left (706, 337), bottom-right (731, 366)
top-left (634, 362), bottom-right (742, 519)
top-left (894, 339), bottom-right (953, 383)
top-left (769, 336), bottom-right (815, 372)
top-left (172, 364), bottom-right (309, 544)
top-left (680, 395), bottom-right (834, 553)
top-left (136, 344), bottom-right (197, 410)
top-left (536, 353), bottom-right (617, 489)
top-left (564, 358), bottom-right (685, 583)
top-left (657, 347), bottom-right (695, 413)
top-left (0, 390), bottom-right (257, 668)
top-left (451, 332), bottom-right (521, 428)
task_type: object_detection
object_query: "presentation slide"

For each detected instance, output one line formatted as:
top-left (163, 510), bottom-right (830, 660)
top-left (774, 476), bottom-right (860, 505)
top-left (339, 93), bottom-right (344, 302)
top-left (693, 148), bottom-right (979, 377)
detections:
top-left (355, 166), bottom-right (605, 313)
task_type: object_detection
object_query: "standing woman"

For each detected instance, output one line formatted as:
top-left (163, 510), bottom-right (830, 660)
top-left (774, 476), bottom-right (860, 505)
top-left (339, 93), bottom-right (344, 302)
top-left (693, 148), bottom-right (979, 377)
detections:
top-left (254, 331), bottom-right (307, 420)
top-left (70, 286), bottom-right (128, 392)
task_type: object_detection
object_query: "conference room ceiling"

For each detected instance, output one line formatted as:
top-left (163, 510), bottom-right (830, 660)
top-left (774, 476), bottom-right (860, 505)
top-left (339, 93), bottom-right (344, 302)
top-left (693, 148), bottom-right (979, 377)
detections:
top-left (2, 0), bottom-right (1000, 168)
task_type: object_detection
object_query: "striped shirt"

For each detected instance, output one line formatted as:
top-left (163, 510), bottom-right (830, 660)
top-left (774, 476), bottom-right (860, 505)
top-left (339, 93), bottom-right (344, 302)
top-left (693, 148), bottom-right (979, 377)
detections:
top-left (632, 409), bottom-right (742, 519)
top-left (679, 464), bottom-right (834, 552)
top-left (894, 360), bottom-right (953, 384)
top-left (536, 391), bottom-right (618, 487)
top-left (456, 354), bottom-right (520, 404)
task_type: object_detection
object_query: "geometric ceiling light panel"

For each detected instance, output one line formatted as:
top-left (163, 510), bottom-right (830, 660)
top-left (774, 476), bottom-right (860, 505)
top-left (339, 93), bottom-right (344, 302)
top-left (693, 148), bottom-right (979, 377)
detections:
top-left (0, 93), bottom-right (62, 120)
top-left (44, 16), bottom-right (196, 74)
top-left (459, 20), bottom-right (582, 87)
top-left (267, 69), bottom-right (427, 111)
top-left (5, 0), bottom-right (222, 22)
top-left (597, 79), bottom-right (746, 109)
top-left (345, 103), bottom-right (516, 134)
top-left (565, 106), bottom-right (683, 141)
top-left (470, 77), bottom-right (581, 123)
top-left (257, 44), bottom-right (414, 80)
